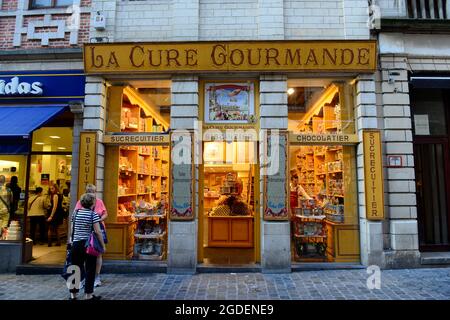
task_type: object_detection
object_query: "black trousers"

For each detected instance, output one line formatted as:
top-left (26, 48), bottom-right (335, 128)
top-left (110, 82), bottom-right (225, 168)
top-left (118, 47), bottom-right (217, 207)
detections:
top-left (70, 240), bottom-right (97, 294)
top-left (29, 216), bottom-right (46, 243)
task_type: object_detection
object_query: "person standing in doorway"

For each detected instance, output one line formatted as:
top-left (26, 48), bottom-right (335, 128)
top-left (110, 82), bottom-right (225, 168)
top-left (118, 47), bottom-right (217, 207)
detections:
top-left (0, 175), bottom-right (12, 239)
top-left (28, 187), bottom-right (46, 245)
top-left (75, 184), bottom-right (108, 287)
top-left (69, 193), bottom-right (105, 300)
top-left (6, 176), bottom-right (21, 223)
top-left (46, 184), bottom-right (64, 247)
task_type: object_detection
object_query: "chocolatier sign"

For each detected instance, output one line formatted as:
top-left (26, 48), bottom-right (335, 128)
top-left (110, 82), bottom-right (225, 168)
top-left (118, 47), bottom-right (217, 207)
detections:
top-left (84, 41), bottom-right (377, 74)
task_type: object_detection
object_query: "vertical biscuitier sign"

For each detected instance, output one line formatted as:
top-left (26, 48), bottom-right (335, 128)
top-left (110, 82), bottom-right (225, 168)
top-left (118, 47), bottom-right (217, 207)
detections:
top-left (78, 132), bottom-right (97, 199)
top-left (363, 130), bottom-right (385, 220)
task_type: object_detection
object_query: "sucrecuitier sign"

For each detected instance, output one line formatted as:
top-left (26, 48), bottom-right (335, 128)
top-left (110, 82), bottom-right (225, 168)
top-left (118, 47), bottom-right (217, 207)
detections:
top-left (84, 41), bottom-right (377, 74)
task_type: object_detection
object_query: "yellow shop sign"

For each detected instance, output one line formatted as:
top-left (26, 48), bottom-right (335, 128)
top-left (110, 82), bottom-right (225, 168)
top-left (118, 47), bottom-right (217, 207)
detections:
top-left (84, 41), bottom-right (377, 74)
top-left (103, 133), bottom-right (170, 145)
top-left (363, 130), bottom-right (385, 220)
top-left (78, 132), bottom-right (97, 198)
top-left (289, 133), bottom-right (359, 145)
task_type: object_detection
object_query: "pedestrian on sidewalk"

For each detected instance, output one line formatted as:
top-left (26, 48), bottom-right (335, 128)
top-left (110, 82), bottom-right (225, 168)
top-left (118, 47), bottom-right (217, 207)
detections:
top-left (46, 184), bottom-right (65, 247)
top-left (69, 193), bottom-right (106, 301)
top-left (75, 184), bottom-right (108, 288)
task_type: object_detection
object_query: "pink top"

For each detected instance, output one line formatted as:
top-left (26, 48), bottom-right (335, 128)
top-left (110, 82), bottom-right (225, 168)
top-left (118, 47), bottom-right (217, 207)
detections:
top-left (75, 198), bottom-right (107, 226)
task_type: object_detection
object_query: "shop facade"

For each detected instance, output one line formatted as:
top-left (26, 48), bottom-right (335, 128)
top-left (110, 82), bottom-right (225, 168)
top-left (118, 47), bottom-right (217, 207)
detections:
top-left (76, 38), bottom-right (410, 272)
top-left (0, 70), bottom-right (85, 272)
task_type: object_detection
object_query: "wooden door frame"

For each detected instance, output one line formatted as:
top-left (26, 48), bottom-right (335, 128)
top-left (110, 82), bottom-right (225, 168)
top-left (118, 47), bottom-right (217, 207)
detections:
top-left (412, 88), bottom-right (450, 251)
top-left (197, 141), bottom-right (261, 264)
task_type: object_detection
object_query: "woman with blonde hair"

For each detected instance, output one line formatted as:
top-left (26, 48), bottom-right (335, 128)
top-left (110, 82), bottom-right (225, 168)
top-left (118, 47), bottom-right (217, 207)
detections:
top-left (46, 183), bottom-right (65, 247)
top-left (75, 184), bottom-right (108, 287)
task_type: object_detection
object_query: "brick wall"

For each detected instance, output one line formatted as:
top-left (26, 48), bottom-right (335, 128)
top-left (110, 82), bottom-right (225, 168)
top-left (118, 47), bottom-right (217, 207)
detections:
top-left (0, 0), bottom-right (91, 50)
top-left (284, 0), bottom-right (344, 39)
top-left (0, 17), bottom-right (14, 48)
top-left (1, 0), bottom-right (18, 11)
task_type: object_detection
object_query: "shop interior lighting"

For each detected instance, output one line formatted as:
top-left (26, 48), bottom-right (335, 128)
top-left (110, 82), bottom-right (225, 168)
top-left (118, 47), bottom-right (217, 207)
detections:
top-left (287, 88), bottom-right (295, 95)
top-left (57, 147), bottom-right (66, 150)
top-left (49, 136), bottom-right (61, 139)
top-left (34, 142), bottom-right (44, 145)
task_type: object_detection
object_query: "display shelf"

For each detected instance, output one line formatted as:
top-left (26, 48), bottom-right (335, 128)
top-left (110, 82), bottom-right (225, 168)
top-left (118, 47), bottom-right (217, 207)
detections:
top-left (133, 213), bottom-right (166, 219)
top-left (295, 215), bottom-right (326, 220)
top-left (134, 232), bottom-right (166, 239)
top-left (118, 194), bottom-right (137, 198)
top-left (120, 170), bottom-right (136, 174)
top-left (137, 254), bottom-right (164, 261)
top-left (294, 235), bottom-right (327, 239)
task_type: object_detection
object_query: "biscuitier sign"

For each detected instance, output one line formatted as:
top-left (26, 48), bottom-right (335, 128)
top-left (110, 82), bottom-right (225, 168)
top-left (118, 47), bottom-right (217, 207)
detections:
top-left (84, 41), bottom-right (377, 74)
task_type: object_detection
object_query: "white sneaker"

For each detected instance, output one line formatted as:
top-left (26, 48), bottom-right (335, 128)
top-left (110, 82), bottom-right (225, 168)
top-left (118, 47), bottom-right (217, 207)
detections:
top-left (94, 277), bottom-right (102, 287)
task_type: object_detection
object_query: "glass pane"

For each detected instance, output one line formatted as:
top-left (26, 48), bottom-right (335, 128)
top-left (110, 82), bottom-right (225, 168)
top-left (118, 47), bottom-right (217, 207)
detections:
top-left (0, 156), bottom-right (27, 241)
top-left (32, 127), bottom-right (73, 152)
top-left (107, 80), bottom-right (171, 133)
top-left (287, 79), bottom-right (355, 134)
top-left (31, 0), bottom-right (52, 8)
top-left (411, 88), bottom-right (447, 136)
top-left (105, 79), bottom-right (171, 261)
top-left (55, 0), bottom-right (73, 6)
top-left (116, 145), bottom-right (169, 260)
top-left (288, 78), bottom-right (358, 262)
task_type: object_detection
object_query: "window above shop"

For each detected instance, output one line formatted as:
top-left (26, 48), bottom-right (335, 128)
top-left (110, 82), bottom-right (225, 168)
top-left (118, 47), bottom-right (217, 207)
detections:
top-left (30, 0), bottom-right (73, 9)
top-left (287, 78), bottom-right (355, 134)
top-left (107, 79), bottom-right (171, 133)
top-left (411, 88), bottom-right (447, 136)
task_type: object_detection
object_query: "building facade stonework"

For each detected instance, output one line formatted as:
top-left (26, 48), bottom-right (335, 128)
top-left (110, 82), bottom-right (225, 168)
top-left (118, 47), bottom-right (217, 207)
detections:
top-left (2, 0), bottom-right (447, 273)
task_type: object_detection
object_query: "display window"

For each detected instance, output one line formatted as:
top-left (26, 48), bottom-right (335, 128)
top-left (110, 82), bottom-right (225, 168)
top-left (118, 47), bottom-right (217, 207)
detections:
top-left (1, 122), bottom-right (73, 265)
top-left (0, 156), bottom-right (27, 241)
top-left (104, 80), bottom-right (171, 261)
top-left (288, 79), bottom-right (359, 263)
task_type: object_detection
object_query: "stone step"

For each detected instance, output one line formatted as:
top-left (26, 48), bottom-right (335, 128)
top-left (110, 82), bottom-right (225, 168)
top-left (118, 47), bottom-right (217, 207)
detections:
top-left (421, 252), bottom-right (450, 265)
top-left (196, 264), bottom-right (262, 273)
top-left (291, 262), bottom-right (366, 272)
top-left (16, 261), bottom-right (167, 275)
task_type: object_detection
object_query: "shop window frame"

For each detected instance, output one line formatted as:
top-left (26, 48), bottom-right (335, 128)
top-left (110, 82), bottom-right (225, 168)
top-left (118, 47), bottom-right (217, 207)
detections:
top-left (29, 0), bottom-right (74, 10)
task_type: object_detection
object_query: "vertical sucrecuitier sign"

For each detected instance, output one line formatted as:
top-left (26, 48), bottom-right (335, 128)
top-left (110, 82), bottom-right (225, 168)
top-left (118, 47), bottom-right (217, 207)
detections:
top-left (363, 130), bottom-right (385, 220)
top-left (78, 132), bottom-right (97, 199)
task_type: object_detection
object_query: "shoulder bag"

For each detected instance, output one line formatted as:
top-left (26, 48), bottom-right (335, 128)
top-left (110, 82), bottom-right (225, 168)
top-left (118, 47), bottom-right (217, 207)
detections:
top-left (85, 210), bottom-right (104, 257)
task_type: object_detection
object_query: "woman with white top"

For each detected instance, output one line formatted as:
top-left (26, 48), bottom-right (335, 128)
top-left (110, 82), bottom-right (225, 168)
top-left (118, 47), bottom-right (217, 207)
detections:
top-left (28, 187), bottom-right (46, 245)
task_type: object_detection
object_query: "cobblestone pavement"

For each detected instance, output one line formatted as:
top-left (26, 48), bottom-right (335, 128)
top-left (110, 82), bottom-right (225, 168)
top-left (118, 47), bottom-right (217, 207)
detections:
top-left (0, 267), bottom-right (450, 300)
